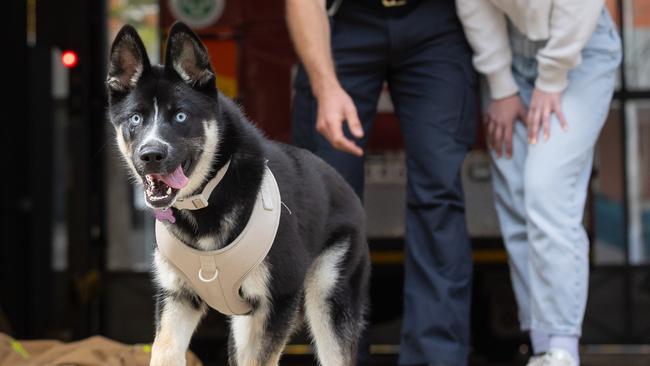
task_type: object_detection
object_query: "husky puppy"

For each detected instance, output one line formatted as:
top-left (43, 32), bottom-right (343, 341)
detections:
top-left (106, 23), bottom-right (370, 366)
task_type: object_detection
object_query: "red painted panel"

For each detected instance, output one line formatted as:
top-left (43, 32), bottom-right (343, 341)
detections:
top-left (239, 23), bottom-right (296, 142)
top-left (242, 0), bottom-right (285, 23)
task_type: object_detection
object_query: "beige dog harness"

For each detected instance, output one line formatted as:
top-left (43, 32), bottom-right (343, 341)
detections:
top-left (155, 162), bottom-right (281, 315)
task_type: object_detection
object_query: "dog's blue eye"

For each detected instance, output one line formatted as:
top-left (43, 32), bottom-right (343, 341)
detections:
top-left (129, 113), bottom-right (142, 125)
top-left (175, 112), bottom-right (187, 123)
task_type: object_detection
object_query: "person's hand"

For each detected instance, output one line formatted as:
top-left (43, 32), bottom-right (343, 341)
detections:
top-left (485, 94), bottom-right (526, 159)
top-left (527, 88), bottom-right (568, 144)
top-left (314, 84), bottom-right (364, 156)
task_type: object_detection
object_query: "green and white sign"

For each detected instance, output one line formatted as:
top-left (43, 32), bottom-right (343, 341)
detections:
top-left (169, 0), bottom-right (225, 29)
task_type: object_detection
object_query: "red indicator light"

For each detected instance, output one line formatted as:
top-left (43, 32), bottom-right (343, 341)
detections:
top-left (61, 50), bottom-right (78, 68)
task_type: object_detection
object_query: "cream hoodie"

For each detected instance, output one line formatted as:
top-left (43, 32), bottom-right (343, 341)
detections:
top-left (456, 0), bottom-right (605, 99)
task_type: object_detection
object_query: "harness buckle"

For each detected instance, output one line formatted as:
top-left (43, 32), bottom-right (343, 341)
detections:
top-left (176, 196), bottom-right (209, 210)
top-left (382, 0), bottom-right (406, 7)
top-left (190, 197), bottom-right (209, 209)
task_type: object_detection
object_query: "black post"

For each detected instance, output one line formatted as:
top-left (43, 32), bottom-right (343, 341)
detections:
top-left (0, 0), bottom-right (108, 339)
top-left (615, 0), bottom-right (634, 343)
top-left (53, 0), bottom-right (108, 338)
top-left (1, 0), bottom-right (53, 339)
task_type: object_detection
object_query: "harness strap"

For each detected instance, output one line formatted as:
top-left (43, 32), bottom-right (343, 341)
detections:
top-left (174, 160), bottom-right (232, 210)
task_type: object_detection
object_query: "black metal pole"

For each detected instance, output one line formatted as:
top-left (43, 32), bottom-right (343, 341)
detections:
top-left (615, 0), bottom-right (634, 343)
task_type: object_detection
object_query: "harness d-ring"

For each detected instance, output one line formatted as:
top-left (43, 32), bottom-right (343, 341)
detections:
top-left (198, 267), bottom-right (219, 282)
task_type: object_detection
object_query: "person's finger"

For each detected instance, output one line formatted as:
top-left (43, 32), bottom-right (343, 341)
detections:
top-left (542, 105), bottom-right (551, 142)
top-left (526, 106), bottom-right (533, 129)
top-left (493, 123), bottom-right (504, 158)
top-left (505, 123), bottom-right (513, 159)
top-left (487, 117), bottom-right (497, 150)
top-left (526, 108), bottom-right (534, 141)
top-left (527, 105), bottom-right (541, 145)
top-left (345, 103), bottom-right (364, 138)
top-left (556, 104), bottom-right (569, 132)
top-left (330, 121), bottom-right (363, 156)
top-left (334, 136), bottom-right (363, 156)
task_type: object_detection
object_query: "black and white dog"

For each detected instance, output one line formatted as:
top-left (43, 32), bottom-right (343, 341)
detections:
top-left (107, 23), bottom-right (370, 366)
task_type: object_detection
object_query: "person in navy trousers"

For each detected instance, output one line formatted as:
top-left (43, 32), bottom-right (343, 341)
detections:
top-left (287, 0), bottom-right (477, 365)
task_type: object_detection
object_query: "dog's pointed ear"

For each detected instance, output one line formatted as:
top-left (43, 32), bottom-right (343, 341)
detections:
top-left (165, 22), bottom-right (215, 87)
top-left (107, 25), bottom-right (151, 92)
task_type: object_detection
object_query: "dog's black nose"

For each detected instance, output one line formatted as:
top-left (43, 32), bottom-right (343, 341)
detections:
top-left (139, 144), bottom-right (168, 164)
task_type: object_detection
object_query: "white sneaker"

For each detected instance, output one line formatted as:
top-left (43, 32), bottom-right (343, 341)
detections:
top-left (540, 349), bottom-right (578, 366)
top-left (526, 354), bottom-right (545, 366)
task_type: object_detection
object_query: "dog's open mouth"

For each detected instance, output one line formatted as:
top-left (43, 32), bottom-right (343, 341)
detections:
top-left (143, 163), bottom-right (190, 207)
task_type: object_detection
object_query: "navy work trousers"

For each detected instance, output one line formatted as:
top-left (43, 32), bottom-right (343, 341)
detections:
top-left (292, 0), bottom-right (476, 364)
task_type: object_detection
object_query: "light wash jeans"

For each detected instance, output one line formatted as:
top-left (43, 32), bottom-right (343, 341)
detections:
top-left (486, 8), bottom-right (622, 336)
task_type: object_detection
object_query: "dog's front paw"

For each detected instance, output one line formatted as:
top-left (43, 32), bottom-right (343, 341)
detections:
top-left (149, 350), bottom-right (186, 366)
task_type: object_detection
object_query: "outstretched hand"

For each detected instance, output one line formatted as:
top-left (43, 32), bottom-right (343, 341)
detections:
top-left (315, 85), bottom-right (364, 157)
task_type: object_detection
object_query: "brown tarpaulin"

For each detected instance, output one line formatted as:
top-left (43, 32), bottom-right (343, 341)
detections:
top-left (0, 333), bottom-right (203, 366)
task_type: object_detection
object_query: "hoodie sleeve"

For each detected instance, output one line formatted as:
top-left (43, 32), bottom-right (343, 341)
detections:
top-left (456, 0), bottom-right (518, 100)
top-left (535, 0), bottom-right (604, 93)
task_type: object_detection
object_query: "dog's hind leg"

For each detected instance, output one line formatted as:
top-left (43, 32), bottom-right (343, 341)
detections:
top-left (305, 239), bottom-right (370, 366)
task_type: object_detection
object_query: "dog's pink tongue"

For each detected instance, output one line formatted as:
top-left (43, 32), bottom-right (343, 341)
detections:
top-left (158, 165), bottom-right (189, 189)
top-left (154, 208), bottom-right (176, 223)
